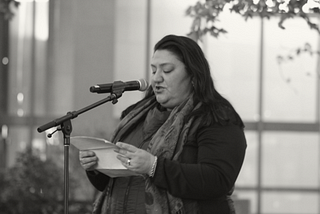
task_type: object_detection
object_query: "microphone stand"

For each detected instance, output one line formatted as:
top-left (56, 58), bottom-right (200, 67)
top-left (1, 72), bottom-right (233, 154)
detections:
top-left (37, 82), bottom-right (126, 214)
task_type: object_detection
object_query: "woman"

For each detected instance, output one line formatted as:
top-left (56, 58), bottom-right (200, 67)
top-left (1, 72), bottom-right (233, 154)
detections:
top-left (79, 34), bottom-right (247, 214)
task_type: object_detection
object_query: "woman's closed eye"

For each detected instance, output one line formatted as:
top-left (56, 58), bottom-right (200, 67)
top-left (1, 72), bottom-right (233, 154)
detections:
top-left (151, 69), bottom-right (172, 75)
top-left (163, 69), bottom-right (172, 73)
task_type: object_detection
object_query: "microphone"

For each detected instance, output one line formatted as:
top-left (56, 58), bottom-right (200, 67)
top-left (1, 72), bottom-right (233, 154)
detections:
top-left (90, 79), bottom-right (149, 94)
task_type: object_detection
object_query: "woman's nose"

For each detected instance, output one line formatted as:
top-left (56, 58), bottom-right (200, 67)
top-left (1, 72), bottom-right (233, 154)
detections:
top-left (152, 70), bottom-right (163, 83)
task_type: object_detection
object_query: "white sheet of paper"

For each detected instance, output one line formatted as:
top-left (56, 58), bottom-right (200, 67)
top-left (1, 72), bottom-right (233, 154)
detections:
top-left (71, 136), bottom-right (137, 177)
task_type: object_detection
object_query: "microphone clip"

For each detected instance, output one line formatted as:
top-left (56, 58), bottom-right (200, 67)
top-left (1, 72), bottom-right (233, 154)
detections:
top-left (47, 127), bottom-right (61, 138)
top-left (109, 81), bottom-right (126, 103)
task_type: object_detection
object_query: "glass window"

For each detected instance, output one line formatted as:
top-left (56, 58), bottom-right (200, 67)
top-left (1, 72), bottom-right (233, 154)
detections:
top-left (262, 192), bottom-right (319, 214)
top-left (205, 13), bottom-right (260, 122)
top-left (233, 190), bottom-right (257, 214)
top-left (236, 131), bottom-right (258, 187)
top-left (263, 17), bottom-right (319, 122)
top-left (262, 132), bottom-right (319, 188)
top-left (150, 0), bottom-right (198, 42)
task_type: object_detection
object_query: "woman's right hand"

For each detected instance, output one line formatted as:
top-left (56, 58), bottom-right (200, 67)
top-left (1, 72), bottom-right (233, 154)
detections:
top-left (79, 150), bottom-right (98, 171)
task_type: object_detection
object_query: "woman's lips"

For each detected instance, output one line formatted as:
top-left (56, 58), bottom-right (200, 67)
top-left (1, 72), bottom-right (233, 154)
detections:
top-left (153, 86), bottom-right (164, 93)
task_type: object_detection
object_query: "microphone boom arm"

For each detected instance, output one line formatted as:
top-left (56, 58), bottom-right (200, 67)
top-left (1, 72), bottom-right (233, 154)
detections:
top-left (37, 81), bottom-right (125, 133)
top-left (36, 81), bottom-right (126, 214)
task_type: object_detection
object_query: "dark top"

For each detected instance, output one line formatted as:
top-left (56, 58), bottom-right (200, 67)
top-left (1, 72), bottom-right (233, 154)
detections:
top-left (87, 105), bottom-right (247, 214)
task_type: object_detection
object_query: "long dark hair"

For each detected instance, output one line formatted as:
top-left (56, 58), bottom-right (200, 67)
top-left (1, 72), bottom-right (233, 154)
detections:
top-left (125, 35), bottom-right (244, 127)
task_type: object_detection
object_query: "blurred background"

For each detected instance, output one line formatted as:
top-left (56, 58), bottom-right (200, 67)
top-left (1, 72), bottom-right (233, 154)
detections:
top-left (0, 0), bottom-right (319, 213)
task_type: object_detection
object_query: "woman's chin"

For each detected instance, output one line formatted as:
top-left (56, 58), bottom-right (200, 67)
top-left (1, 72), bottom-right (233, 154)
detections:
top-left (155, 95), bottom-right (166, 103)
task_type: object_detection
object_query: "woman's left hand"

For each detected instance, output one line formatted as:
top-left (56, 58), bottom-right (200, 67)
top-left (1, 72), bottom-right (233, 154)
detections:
top-left (114, 142), bottom-right (155, 175)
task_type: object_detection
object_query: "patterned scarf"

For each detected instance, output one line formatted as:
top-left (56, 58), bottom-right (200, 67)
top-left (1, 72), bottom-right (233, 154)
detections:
top-left (94, 95), bottom-right (201, 214)
top-left (142, 96), bottom-right (200, 214)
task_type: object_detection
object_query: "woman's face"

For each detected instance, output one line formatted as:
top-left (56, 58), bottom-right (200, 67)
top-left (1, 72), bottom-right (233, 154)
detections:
top-left (150, 49), bottom-right (193, 110)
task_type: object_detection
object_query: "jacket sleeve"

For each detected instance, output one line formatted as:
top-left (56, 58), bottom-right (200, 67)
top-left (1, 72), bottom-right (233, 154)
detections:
top-left (151, 124), bottom-right (247, 200)
top-left (86, 170), bottom-right (110, 192)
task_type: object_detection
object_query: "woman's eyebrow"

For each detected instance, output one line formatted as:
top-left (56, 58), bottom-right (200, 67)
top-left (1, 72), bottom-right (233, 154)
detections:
top-left (150, 62), bottom-right (174, 67)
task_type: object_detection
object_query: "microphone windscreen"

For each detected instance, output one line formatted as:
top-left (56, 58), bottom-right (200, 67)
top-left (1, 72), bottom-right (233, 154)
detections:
top-left (138, 79), bottom-right (149, 91)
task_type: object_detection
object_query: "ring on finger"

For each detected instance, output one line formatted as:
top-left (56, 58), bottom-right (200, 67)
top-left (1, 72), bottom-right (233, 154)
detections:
top-left (127, 158), bottom-right (131, 166)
